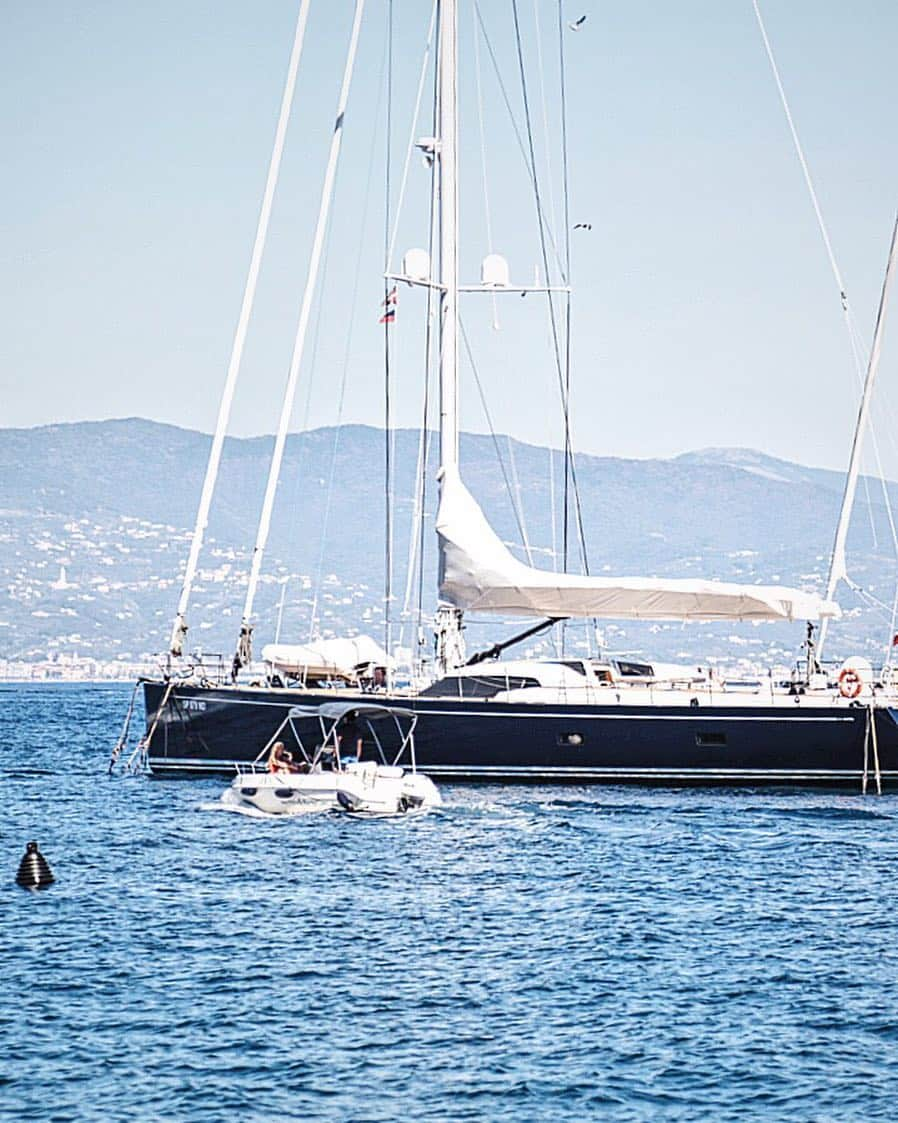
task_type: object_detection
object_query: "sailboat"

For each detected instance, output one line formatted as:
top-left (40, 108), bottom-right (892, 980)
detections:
top-left (138, 0), bottom-right (898, 788)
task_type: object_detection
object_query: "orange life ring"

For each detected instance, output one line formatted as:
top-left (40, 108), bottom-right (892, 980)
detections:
top-left (838, 667), bottom-right (863, 699)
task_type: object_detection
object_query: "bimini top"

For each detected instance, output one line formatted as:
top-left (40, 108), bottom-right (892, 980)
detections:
top-left (287, 702), bottom-right (416, 723)
top-left (436, 467), bottom-right (841, 623)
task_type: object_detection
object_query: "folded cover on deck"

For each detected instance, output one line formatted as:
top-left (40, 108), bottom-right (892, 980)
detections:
top-left (261, 636), bottom-right (392, 677)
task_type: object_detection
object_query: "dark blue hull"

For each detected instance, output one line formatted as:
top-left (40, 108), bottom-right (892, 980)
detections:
top-left (141, 680), bottom-right (898, 787)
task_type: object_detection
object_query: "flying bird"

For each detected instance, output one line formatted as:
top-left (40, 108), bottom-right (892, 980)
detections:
top-left (568, 15), bottom-right (587, 31)
top-left (573, 222), bottom-right (592, 231)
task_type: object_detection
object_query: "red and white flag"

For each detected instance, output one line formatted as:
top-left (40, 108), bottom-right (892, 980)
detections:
top-left (379, 285), bottom-right (398, 324)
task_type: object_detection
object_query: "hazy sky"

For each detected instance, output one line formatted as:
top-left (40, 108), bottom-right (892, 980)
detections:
top-left (3, 1), bottom-right (897, 473)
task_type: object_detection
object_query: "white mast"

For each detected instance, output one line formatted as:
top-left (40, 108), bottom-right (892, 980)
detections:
top-left (437, 0), bottom-right (459, 475)
top-left (169, 0), bottom-right (313, 657)
top-left (235, 0), bottom-right (367, 671)
top-left (433, 0), bottom-right (467, 672)
top-left (819, 211), bottom-right (898, 657)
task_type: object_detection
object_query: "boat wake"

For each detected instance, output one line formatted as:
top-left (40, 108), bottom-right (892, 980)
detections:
top-left (197, 793), bottom-right (329, 820)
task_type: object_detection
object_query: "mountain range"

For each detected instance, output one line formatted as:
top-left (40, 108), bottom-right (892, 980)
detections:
top-left (2, 418), bottom-right (896, 669)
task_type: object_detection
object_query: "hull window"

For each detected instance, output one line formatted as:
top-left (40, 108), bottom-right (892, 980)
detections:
top-left (420, 675), bottom-right (541, 699)
top-left (695, 731), bottom-right (727, 747)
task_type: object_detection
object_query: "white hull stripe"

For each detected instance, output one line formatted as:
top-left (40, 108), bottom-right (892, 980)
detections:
top-left (422, 765), bottom-right (894, 778)
top-left (416, 711), bottom-right (855, 723)
top-left (162, 693), bottom-right (858, 723)
top-left (148, 757), bottom-right (889, 781)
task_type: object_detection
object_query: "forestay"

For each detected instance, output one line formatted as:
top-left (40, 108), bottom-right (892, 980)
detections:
top-left (436, 468), bottom-right (840, 623)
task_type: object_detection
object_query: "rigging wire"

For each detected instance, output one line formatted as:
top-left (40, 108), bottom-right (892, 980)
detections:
top-left (533, 0), bottom-right (561, 256)
top-left (378, 1), bottom-right (438, 664)
top-left (386, 1), bottom-right (438, 272)
top-left (556, 0), bottom-right (594, 655)
top-left (886, 575), bottom-right (898, 666)
top-left (536, 0), bottom-right (561, 584)
top-left (753, 3), bottom-right (887, 553)
top-left (459, 316), bottom-right (532, 556)
top-left (414, 34), bottom-right (443, 674)
top-left (291, 195), bottom-right (345, 507)
top-left (556, 0), bottom-right (580, 655)
top-left (285, 134), bottom-right (346, 639)
top-left (168, 0), bottom-right (312, 657)
top-left (751, 0), bottom-right (851, 318)
top-left (400, 423), bottom-right (431, 643)
top-left (821, 212), bottom-right (898, 657)
top-left (548, 444), bottom-right (558, 571)
top-left (843, 576), bottom-right (897, 623)
top-left (473, 1), bottom-right (565, 279)
top-left (751, 0), bottom-right (898, 609)
top-left (472, 2), bottom-right (500, 331)
top-left (399, 348), bottom-right (434, 656)
top-left (510, 0), bottom-right (591, 581)
top-left (505, 435), bottom-right (534, 564)
top-left (307, 48), bottom-right (386, 641)
top-left (235, 0), bottom-right (367, 670)
top-left (384, 0), bottom-right (394, 672)
top-left (557, 0), bottom-right (573, 555)
top-left (277, 204), bottom-right (344, 648)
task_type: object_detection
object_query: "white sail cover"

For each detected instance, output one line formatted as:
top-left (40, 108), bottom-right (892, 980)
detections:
top-left (436, 468), bottom-right (840, 622)
top-left (261, 636), bottom-right (392, 678)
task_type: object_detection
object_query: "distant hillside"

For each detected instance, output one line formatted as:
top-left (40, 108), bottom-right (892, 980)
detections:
top-left (1, 418), bottom-right (895, 666)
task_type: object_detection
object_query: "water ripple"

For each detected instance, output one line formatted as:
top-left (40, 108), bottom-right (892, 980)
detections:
top-left (4, 685), bottom-right (898, 1121)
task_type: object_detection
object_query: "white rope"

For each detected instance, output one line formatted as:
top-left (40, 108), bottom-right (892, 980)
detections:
top-left (863, 703), bottom-right (882, 796)
top-left (128, 680), bottom-right (175, 774)
top-left (238, 0), bottom-right (367, 660)
top-left (169, 0), bottom-right (312, 656)
top-left (108, 680), bottom-right (140, 774)
top-left (862, 706), bottom-right (870, 794)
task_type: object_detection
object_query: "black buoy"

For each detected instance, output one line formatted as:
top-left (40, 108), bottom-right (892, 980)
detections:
top-left (16, 842), bottom-right (54, 890)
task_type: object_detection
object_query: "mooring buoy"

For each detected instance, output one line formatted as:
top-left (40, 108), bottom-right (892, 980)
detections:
top-left (16, 841), bottom-right (54, 890)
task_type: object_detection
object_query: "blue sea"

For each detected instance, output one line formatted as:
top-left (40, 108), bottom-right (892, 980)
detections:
top-left (4, 683), bottom-right (898, 1121)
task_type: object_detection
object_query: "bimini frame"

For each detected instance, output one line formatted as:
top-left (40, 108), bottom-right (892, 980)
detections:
top-left (241, 702), bottom-right (419, 775)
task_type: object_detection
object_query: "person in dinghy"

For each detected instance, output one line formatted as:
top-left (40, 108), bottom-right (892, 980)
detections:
top-left (267, 741), bottom-right (307, 775)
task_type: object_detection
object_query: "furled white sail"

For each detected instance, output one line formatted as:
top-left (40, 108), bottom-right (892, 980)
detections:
top-left (436, 468), bottom-right (840, 622)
